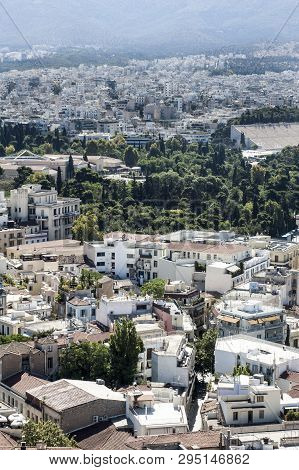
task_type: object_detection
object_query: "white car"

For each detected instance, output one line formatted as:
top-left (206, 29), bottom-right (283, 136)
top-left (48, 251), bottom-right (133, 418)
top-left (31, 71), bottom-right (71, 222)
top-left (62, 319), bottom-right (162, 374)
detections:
top-left (8, 413), bottom-right (26, 423)
top-left (10, 419), bottom-right (25, 429)
top-left (0, 415), bottom-right (8, 427)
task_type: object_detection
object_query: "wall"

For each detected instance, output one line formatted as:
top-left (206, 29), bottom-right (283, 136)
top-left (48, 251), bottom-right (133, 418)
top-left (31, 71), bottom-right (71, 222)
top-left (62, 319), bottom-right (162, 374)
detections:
top-left (0, 353), bottom-right (22, 381)
top-left (60, 398), bottom-right (126, 433)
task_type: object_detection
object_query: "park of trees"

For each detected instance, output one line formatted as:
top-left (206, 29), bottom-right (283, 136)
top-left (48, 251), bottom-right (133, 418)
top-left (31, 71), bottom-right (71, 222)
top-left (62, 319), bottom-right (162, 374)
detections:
top-left (1, 108), bottom-right (298, 240)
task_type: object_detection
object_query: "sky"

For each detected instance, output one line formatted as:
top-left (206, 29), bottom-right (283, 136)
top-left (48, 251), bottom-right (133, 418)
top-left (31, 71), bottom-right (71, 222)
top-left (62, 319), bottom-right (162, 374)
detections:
top-left (0, 0), bottom-right (298, 52)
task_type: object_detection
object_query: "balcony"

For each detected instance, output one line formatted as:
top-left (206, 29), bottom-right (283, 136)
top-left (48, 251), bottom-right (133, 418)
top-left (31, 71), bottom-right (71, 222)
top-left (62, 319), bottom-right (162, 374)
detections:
top-left (140, 253), bottom-right (152, 259)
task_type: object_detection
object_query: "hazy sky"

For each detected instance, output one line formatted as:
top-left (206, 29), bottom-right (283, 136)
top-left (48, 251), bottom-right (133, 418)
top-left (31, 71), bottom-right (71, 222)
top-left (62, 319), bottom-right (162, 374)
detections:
top-left (0, 0), bottom-right (299, 51)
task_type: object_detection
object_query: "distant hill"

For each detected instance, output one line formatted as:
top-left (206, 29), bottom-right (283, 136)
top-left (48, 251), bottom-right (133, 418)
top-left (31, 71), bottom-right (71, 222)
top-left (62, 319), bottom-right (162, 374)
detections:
top-left (1, 0), bottom-right (299, 52)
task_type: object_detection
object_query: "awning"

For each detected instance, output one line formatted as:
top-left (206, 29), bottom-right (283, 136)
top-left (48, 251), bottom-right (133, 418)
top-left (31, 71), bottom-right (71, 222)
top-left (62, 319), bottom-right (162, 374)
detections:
top-left (248, 319), bottom-right (258, 325)
top-left (226, 265), bottom-right (241, 274)
top-left (217, 315), bottom-right (240, 324)
top-left (260, 315), bottom-right (280, 323)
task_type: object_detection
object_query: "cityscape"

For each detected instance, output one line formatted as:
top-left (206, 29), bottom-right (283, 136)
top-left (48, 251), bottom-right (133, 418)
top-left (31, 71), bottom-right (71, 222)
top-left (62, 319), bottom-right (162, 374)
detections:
top-left (0, 0), bottom-right (299, 458)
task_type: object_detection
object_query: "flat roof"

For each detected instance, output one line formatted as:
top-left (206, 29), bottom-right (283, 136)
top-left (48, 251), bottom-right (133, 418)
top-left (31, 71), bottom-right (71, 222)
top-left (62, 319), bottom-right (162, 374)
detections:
top-left (133, 402), bottom-right (186, 426)
top-left (216, 335), bottom-right (299, 364)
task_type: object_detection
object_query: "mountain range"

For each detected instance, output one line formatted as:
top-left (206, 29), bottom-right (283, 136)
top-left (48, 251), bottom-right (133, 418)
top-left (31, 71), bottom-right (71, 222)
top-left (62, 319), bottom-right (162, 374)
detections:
top-left (1, 0), bottom-right (299, 53)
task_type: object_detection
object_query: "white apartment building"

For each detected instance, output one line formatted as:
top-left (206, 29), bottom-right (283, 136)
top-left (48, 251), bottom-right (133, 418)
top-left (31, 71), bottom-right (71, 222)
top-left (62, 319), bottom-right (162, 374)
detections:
top-left (217, 375), bottom-right (281, 427)
top-left (9, 184), bottom-right (80, 241)
top-left (151, 334), bottom-right (195, 389)
top-left (125, 388), bottom-right (188, 436)
top-left (66, 296), bottom-right (97, 323)
top-left (134, 322), bottom-right (167, 380)
top-left (96, 295), bottom-right (153, 329)
top-left (215, 335), bottom-right (299, 381)
top-left (0, 191), bottom-right (9, 227)
top-left (84, 234), bottom-right (165, 282)
top-left (216, 298), bottom-right (287, 343)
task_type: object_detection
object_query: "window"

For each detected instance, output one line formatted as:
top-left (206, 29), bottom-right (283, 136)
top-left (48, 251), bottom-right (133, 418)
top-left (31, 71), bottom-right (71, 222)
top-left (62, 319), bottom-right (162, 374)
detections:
top-left (154, 250), bottom-right (158, 257)
top-left (97, 262), bottom-right (105, 267)
top-left (137, 304), bottom-right (147, 311)
top-left (153, 272), bottom-right (158, 279)
top-left (154, 261), bottom-right (158, 268)
top-left (233, 412), bottom-right (238, 421)
top-left (127, 254), bottom-right (134, 258)
top-left (47, 357), bottom-right (53, 369)
top-left (257, 395), bottom-right (264, 403)
top-left (127, 264), bottom-right (133, 268)
top-left (97, 252), bottom-right (105, 257)
top-left (259, 410), bottom-right (264, 419)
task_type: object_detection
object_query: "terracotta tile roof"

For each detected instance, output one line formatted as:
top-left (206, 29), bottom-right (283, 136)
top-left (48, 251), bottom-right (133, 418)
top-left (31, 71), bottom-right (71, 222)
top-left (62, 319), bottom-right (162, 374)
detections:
top-left (0, 431), bottom-right (18, 450)
top-left (288, 385), bottom-right (299, 399)
top-left (201, 400), bottom-right (218, 414)
top-left (2, 372), bottom-right (49, 398)
top-left (73, 422), bottom-right (131, 450)
top-left (72, 331), bottom-right (111, 344)
top-left (27, 380), bottom-right (96, 411)
top-left (0, 341), bottom-right (32, 358)
top-left (58, 254), bottom-right (85, 265)
top-left (168, 242), bottom-right (248, 254)
top-left (125, 431), bottom-right (221, 450)
top-left (67, 296), bottom-right (91, 306)
top-left (73, 423), bottom-right (221, 451)
top-left (280, 371), bottom-right (299, 383)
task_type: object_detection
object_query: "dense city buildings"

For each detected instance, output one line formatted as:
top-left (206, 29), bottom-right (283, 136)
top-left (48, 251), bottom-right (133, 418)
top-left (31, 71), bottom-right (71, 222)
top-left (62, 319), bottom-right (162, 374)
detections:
top-left (0, 20), bottom-right (298, 452)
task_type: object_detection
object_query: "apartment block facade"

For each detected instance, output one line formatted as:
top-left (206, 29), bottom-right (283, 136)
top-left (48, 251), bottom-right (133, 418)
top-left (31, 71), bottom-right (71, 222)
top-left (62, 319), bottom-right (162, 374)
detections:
top-left (8, 184), bottom-right (80, 241)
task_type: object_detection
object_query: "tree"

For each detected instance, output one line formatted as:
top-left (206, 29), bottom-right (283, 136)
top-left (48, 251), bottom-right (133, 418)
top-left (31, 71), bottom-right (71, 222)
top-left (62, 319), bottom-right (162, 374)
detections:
top-left (240, 132), bottom-right (246, 148)
top-left (124, 146), bottom-right (138, 168)
top-left (0, 334), bottom-right (32, 345)
top-left (67, 154), bottom-right (75, 179)
top-left (0, 144), bottom-right (5, 157)
top-left (56, 166), bottom-right (63, 193)
top-left (109, 319), bottom-right (143, 387)
top-left (5, 144), bottom-right (15, 155)
top-left (14, 166), bottom-right (33, 188)
top-left (195, 328), bottom-right (218, 375)
top-left (59, 342), bottom-right (110, 382)
top-left (26, 172), bottom-right (56, 190)
top-left (52, 83), bottom-right (62, 95)
top-left (23, 420), bottom-right (76, 448)
top-left (141, 278), bottom-right (166, 299)
top-left (233, 365), bottom-right (251, 376)
top-left (86, 140), bottom-right (98, 156)
top-left (148, 143), bottom-right (161, 158)
top-left (71, 211), bottom-right (101, 242)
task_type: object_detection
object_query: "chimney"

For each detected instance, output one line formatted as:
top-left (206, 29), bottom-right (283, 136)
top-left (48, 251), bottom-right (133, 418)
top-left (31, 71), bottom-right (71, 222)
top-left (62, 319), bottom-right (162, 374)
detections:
top-left (226, 430), bottom-right (231, 450)
top-left (20, 441), bottom-right (26, 450)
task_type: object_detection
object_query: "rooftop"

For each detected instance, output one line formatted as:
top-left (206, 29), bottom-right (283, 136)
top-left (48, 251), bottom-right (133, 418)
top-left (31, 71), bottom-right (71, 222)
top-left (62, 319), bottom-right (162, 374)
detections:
top-left (27, 379), bottom-right (125, 412)
top-left (2, 372), bottom-right (48, 398)
top-left (131, 402), bottom-right (186, 427)
top-left (216, 335), bottom-right (299, 365)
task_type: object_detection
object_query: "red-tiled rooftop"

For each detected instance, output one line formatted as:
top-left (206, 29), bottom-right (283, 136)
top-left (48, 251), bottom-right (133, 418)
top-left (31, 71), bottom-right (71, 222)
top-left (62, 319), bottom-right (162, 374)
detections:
top-left (0, 431), bottom-right (18, 450)
top-left (168, 242), bottom-right (248, 254)
top-left (73, 422), bottom-right (221, 450)
top-left (2, 372), bottom-right (49, 398)
top-left (73, 422), bottom-right (131, 450)
top-left (125, 430), bottom-right (221, 450)
top-left (280, 371), bottom-right (299, 383)
top-left (288, 385), bottom-right (299, 399)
